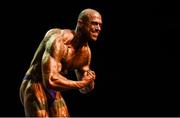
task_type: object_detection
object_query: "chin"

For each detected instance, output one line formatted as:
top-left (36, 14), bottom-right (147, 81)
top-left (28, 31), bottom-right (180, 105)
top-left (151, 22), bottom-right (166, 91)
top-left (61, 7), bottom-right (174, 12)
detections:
top-left (92, 38), bottom-right (97, 41)
top-left (91, 36), bottom-right (98, 41)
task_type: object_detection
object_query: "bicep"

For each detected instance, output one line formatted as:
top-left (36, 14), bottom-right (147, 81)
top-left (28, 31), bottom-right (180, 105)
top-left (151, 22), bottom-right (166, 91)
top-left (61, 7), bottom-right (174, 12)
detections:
top-left (41, 51), bottom-right (62, 81)
top-left (41, 43), bottom-right (64, 89)
top-left (76, 46), bottom-right (92, 79)
top-left (41, 35), bottom-right (64, 77)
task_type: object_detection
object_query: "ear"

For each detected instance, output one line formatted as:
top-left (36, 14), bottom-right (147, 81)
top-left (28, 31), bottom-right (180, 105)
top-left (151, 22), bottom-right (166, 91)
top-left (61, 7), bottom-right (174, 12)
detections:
top-left (77, 19), bottom-right (83, 27)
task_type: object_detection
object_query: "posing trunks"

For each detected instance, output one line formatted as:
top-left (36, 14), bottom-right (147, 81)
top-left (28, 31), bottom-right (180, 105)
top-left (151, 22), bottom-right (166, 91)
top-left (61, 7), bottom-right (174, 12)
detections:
top-left (22, 75), bottom-right (57, 108)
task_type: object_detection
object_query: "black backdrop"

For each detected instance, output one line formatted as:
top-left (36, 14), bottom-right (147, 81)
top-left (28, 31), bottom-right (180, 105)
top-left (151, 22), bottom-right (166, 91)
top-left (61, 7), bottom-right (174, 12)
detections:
top-left (0, 0), bottom-right (180, 117)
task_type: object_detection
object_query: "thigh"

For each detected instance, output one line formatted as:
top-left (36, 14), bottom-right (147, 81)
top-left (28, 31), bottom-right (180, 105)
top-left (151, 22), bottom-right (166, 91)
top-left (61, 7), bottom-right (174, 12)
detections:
top-left (23, 82), bottom-right (49, 117)
top-left (49, 92), bottom-right (69, 117)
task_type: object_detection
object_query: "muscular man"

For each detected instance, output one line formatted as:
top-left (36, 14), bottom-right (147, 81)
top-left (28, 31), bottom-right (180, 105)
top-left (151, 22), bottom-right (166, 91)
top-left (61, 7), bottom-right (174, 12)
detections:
top-left (19, 8), bottom-right (102, 117)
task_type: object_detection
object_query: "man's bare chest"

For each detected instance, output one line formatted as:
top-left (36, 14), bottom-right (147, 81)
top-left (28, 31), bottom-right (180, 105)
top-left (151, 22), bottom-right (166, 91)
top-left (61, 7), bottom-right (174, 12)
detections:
top-left (62, 46), bottom-right (90, 70)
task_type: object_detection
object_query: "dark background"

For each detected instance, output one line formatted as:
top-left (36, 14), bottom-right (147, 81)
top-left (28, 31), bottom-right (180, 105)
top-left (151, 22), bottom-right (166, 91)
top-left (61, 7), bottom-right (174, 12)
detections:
top-left (0, 0), bottom-right (180, 117)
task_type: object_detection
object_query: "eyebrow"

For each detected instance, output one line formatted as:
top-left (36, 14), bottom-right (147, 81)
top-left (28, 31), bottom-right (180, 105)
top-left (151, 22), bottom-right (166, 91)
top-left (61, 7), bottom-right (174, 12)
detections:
top-left (90, 20), bottom-right (102, 24)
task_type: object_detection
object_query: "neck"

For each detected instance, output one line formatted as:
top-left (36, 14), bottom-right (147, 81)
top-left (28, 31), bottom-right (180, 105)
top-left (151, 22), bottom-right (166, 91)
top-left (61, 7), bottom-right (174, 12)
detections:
top-left (71, 28), bottom-right (88, 50)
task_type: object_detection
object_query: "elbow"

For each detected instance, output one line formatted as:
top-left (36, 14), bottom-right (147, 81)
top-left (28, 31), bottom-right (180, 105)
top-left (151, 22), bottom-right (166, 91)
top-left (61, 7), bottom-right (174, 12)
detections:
top-left (42, 74), bottom-right (55, 90)
top-left (45, 75), bottom-right (66, 91)
top-left (47, 75), bottom-right (59, 90)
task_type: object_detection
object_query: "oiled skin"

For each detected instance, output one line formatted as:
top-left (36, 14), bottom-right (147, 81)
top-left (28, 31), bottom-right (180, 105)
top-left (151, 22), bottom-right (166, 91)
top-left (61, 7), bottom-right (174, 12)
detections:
top-left (19, 8), bottom-right (102, 117)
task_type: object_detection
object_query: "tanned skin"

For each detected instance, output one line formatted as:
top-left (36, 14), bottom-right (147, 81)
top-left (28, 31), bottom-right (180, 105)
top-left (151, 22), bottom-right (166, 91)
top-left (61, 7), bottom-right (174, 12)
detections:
top-left (19, 8), bottom-right (102, 117)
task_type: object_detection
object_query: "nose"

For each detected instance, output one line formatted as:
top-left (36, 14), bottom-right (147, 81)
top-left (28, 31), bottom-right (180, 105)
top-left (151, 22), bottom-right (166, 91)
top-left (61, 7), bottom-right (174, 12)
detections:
top-left (95, 24), bottom-right (101, 32)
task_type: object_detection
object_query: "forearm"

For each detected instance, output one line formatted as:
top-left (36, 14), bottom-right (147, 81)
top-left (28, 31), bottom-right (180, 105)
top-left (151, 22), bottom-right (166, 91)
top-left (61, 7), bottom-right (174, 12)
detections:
top-left (46, 73), bottom-right (90, 91)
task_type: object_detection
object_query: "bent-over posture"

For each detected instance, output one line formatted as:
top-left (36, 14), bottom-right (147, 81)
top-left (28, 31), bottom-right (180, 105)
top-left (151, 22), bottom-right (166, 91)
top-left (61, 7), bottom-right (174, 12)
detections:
top-left (19, 8), bottom-right (102, 117)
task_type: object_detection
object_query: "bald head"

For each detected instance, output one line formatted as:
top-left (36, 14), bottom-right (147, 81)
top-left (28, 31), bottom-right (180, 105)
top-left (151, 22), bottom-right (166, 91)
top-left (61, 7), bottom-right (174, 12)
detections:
top-left (78, 8), bottom-right (102, 22)
top-left (76, 8), bottom-right (102, 41)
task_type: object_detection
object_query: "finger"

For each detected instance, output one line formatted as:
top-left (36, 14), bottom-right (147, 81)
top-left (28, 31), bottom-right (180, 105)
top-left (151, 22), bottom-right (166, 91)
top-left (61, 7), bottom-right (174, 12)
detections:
top-left (90, 72), bottom-right (96, 79)
top-left (88, 70), bottom-right (95, 76)
top-left (89, 73), bottom-right (95, 80)
top-left (88, 73), bottom-right (95, 80)
top-left (90, 71), bottom-right (95, 76)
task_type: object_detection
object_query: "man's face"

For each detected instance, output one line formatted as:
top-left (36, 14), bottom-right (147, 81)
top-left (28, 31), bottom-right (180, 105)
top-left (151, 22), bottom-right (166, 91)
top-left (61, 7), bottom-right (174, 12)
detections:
top-left (84, 13), bottom-right (102, 41)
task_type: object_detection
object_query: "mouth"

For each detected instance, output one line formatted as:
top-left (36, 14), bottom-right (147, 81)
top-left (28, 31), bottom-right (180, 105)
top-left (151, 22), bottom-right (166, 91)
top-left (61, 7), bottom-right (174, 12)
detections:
top-left (93, 33), bottom-right (98, 37)
top-left (91, 31), bottom-right (99, 37)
